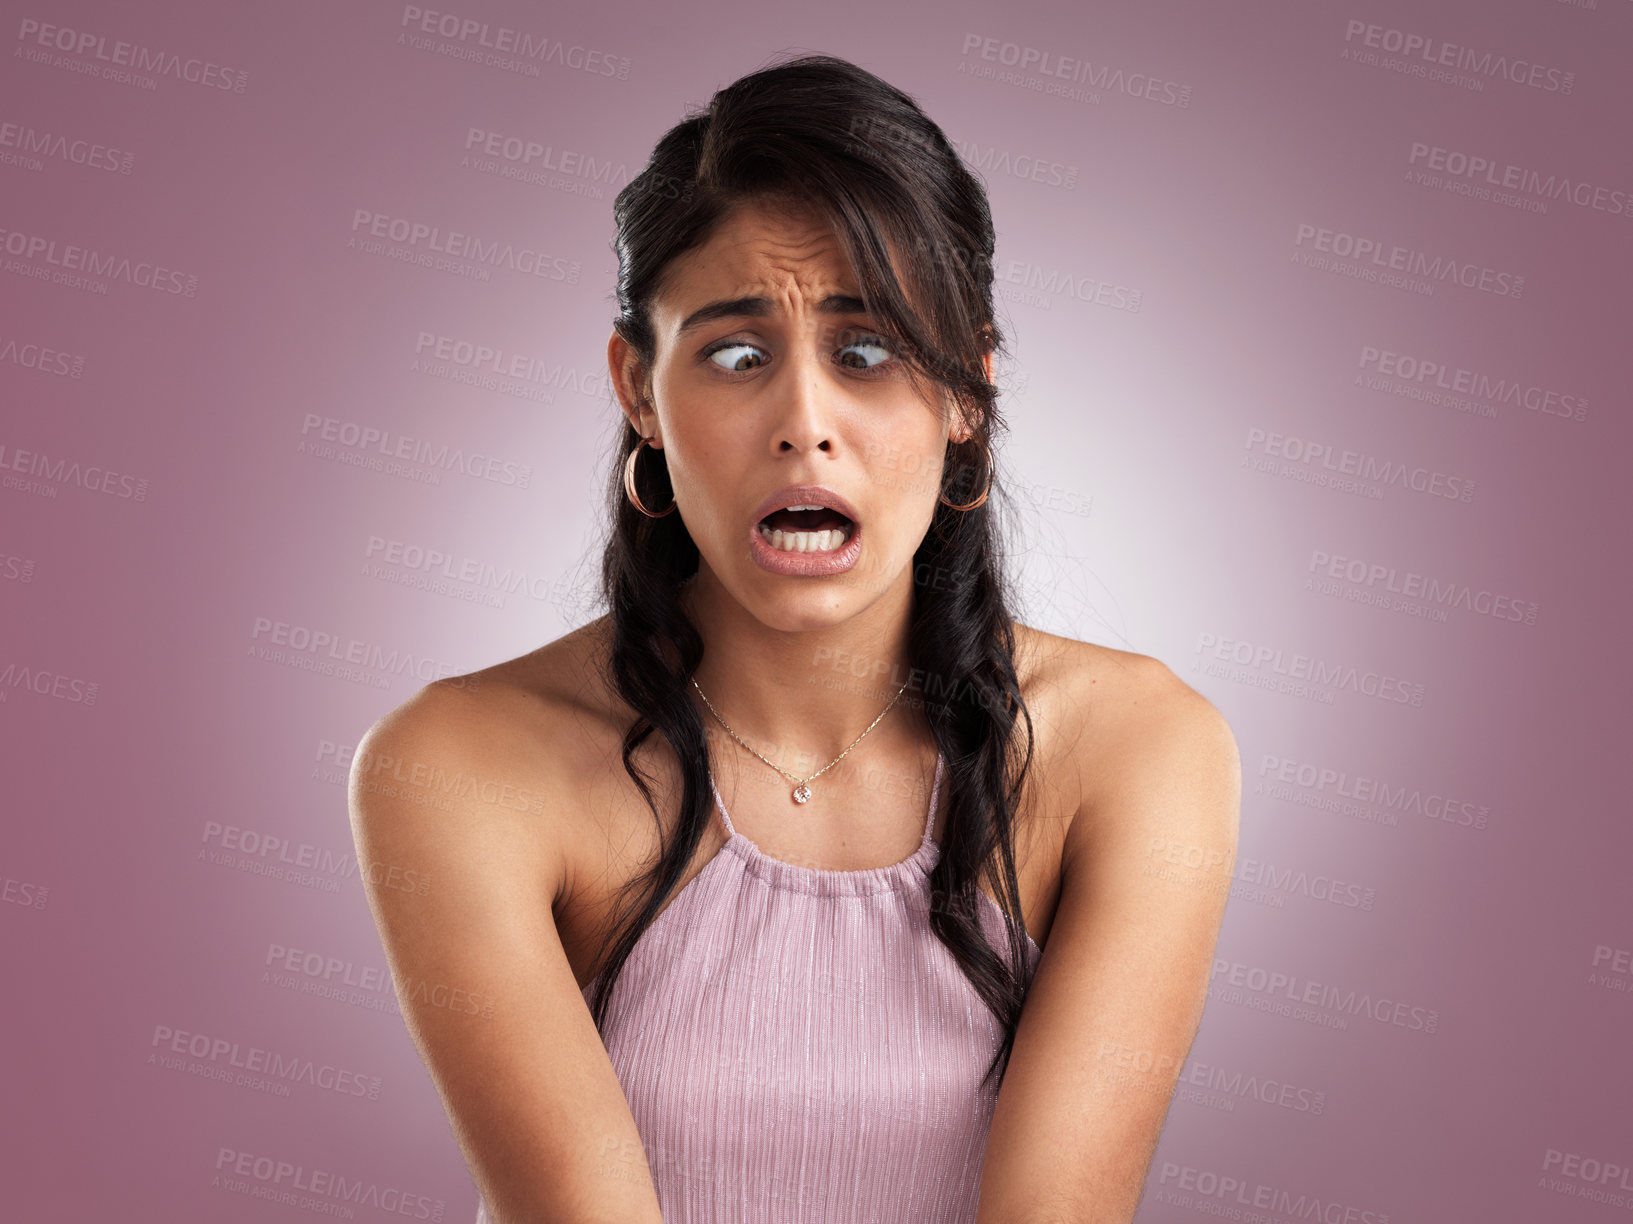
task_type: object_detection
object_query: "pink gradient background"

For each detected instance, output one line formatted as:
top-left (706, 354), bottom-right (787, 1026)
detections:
top-left (3, 1), bottom-right (1629, 1221)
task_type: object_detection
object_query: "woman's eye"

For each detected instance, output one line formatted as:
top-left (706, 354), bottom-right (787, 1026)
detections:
top-left (836, 334), bottom-right (894, 370)
top-left (705, 342), bottom-right (766, 371)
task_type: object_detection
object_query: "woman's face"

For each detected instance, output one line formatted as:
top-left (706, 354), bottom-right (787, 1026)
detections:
top-left (609, 198), bottom-right (988, 633)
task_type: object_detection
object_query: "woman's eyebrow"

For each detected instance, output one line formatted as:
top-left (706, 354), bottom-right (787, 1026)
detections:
top-left (674, 293), bottom-right (868, 337)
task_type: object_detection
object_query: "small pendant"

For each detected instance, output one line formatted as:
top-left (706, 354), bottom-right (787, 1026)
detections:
top-left (792, 784), bottom-right (812, 804)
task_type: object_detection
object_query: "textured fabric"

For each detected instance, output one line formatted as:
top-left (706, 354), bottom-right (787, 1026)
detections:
top-left (475, 751), bottom-right (1041, 1224)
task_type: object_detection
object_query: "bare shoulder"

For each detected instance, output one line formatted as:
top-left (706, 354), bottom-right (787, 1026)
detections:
top-left (975, 629), bottom-right (1241, 1221)
top-left (347, 616), bottom-right (625, 908)
top-left (344, 616), bottom-right (667, 1222)
top-left (1012, 620), bottom-right (1220, 721)
top-left (1010, 622), bottom-right (1241, 852)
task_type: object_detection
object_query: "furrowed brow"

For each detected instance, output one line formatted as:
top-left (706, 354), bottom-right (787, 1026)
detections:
top-left (674, 294), bottom-right (869, 337)
top-left (674, 296), bottom-right (767, 337)
top-left (815, 294), bottom-right (868, 317)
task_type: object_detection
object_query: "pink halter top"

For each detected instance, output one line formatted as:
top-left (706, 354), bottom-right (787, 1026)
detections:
top-left (475, 751), bottom-right (1041, 1223)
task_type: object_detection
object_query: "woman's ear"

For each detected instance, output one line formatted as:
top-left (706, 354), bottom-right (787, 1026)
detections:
top-left (946, 351), bottom-right (995, 445)
top-left (607, 330), bottom-right (657, 439)
top-left (950, 414), bottom-right (984, 445)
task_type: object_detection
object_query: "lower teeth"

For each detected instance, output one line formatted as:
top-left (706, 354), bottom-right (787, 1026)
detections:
top-left (759, 523), bottom-right (850, 553)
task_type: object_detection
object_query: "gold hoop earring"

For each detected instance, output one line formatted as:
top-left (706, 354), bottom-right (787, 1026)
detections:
top-left (623, 435), bottom-right (676, 518)
top-left (939, 436), bottom-right (992, 511)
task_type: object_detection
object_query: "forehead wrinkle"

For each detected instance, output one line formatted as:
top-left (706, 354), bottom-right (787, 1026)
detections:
top-left (665, 264), bottom-right (867, 343)
top-left (653, 203), bottom-right (889, 346)
top-left (714, 202), bottom-right (852, 280)
top-left (715, 242), bottom-right (850, 303)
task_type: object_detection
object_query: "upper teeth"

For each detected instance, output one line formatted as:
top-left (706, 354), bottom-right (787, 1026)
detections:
top-left (783, 503), bottom-right (824, 512)
top-left (760, 522), bottom-right (849, 552)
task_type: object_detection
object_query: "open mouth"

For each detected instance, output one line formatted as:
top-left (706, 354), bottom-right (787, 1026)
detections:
top-left (756, 504), bottom-right (855, 553)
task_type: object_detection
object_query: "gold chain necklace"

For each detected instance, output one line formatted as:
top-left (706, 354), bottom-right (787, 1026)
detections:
top-left (690, 674), bottom-right (912, 804)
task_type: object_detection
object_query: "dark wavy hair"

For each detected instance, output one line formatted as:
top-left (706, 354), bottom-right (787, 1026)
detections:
top-left (590, 51), bottom-right (1037, 1090)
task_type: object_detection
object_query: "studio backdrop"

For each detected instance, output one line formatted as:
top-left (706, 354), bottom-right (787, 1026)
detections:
top-left (3, 1), bottom-right (1628, 1221)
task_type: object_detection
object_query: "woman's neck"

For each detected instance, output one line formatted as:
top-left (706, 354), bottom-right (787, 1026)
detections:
top-left (676, 566), bottom-right (927, 772)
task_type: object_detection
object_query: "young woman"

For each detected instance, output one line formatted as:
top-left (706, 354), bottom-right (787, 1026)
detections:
top-left (350, 53), bottom-right (1240, 1224)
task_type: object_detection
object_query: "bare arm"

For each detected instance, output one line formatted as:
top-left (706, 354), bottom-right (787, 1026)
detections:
top-left (348, 681), bottom-right (664, 1224)
top-left (975, 656), bottom-right (1242, 1223)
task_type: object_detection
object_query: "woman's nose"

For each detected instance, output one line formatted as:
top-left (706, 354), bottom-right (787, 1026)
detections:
top-left (770, 341), bottom-right (838, 454)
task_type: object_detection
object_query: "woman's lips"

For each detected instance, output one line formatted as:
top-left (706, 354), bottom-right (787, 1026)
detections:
top-left (749, 484), bottom-right (862, 526)
top-left (760, 506), bottom-right (851, 534)
top-left (747, 514), bottom-right (863, 576)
